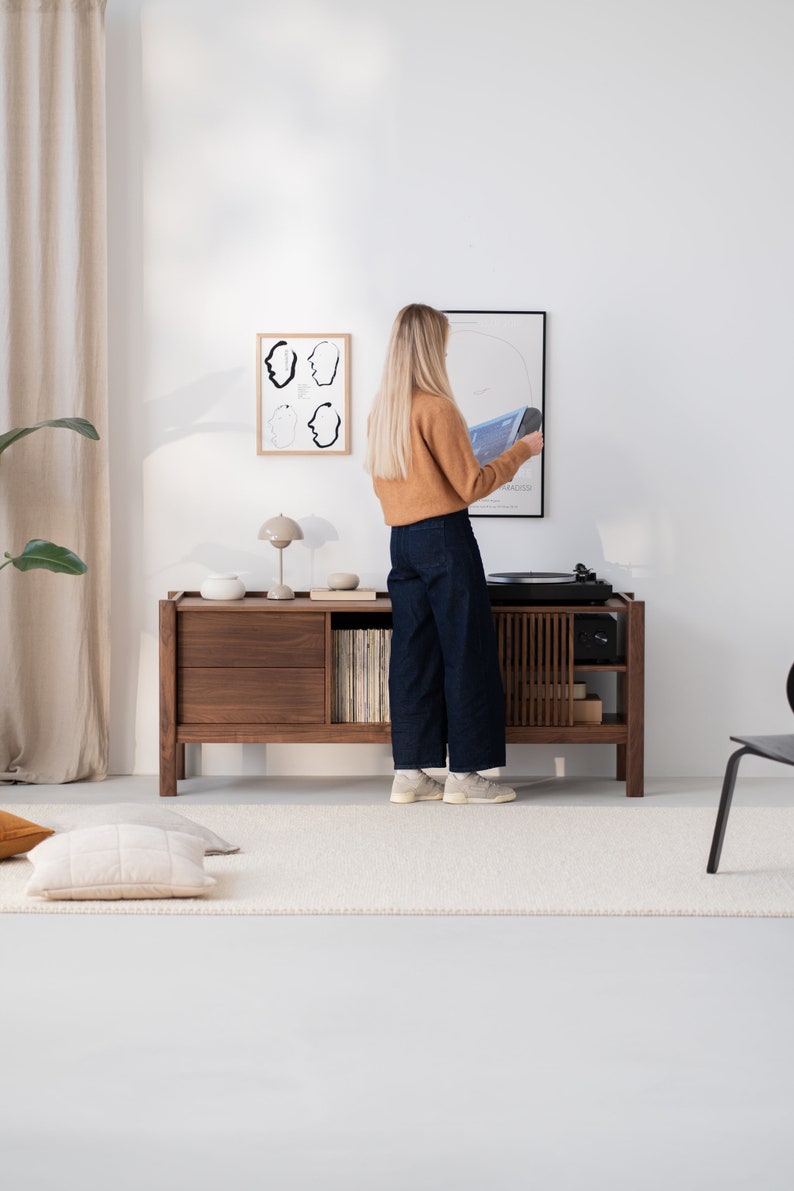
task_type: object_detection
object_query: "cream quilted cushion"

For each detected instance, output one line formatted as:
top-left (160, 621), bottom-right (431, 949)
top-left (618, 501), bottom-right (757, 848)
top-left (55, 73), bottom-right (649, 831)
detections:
top-left (38, 803), bottom-right (239, 855)
top-left (25, 824), bottom-right (216, 901)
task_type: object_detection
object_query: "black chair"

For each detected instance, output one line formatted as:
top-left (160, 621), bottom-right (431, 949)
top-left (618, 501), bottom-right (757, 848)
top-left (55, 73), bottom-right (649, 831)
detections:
top-left (707, 662), bottom-right (794, 873)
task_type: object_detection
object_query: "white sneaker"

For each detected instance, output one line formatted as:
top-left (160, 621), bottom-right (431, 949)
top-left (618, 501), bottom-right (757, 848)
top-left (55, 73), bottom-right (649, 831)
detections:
top-left (390, 772), bottom-right (445, 804)
top-left (443, 774), bottom-right (516, 804)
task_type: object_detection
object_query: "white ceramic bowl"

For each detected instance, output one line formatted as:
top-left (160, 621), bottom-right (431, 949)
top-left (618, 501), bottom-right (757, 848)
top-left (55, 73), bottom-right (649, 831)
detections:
top-left (200, 573), bottom-right (246, 600)
top-left (327, 572), bottom-right (359, 591)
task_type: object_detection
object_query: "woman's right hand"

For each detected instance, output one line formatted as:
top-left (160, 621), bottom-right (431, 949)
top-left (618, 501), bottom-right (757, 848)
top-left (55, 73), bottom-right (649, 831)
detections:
top-left (520, 430), bottom-right (544, 456)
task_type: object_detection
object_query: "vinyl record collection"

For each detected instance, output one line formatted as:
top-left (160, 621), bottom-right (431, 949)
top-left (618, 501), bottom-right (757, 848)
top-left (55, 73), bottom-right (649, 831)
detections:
top-left (332, 626), bottom-right (392, 723)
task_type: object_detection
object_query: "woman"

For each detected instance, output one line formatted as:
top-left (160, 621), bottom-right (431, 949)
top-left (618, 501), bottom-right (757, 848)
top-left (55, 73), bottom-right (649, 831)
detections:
top-left (366, 304), bottom-right (544, 804)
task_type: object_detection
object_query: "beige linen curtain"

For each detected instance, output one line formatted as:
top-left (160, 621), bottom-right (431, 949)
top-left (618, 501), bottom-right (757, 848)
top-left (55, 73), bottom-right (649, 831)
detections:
top-left (1, 0), bottom-right (110, 782)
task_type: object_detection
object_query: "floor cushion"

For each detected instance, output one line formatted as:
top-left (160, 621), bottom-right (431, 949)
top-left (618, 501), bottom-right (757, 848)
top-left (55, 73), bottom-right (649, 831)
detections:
top-left (0, 809), bottom-right (54, 860)
top-left (37, 802), bottom-right (239, 855)
top-left (25, 823), bottom-right (217, 900)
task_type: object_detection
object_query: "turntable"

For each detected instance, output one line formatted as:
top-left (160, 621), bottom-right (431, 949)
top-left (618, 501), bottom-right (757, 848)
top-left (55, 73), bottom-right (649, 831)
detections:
top-left (487, 563), bottom-right (613, 604)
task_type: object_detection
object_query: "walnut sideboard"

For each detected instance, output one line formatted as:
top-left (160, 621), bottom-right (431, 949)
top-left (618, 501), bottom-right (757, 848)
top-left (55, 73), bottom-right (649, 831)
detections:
top-left (159, 591), bottom-right (644, 797)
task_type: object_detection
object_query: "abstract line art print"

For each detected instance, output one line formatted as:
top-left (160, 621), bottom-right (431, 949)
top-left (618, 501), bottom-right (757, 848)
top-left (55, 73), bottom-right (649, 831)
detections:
top-left (257, 333), bottom-right (350, 454)
top-left (444, 311), bottom-right (546, 517)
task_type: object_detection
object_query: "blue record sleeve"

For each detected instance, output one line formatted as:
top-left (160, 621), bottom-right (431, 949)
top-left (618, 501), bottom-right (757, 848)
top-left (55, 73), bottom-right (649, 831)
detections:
top-left (468, 405), bottom-right (542, 466)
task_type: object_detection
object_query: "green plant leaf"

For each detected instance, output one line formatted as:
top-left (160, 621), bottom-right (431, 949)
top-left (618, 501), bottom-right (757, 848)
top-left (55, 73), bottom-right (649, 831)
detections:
top-left (3, 540), bottom-right (87, 575)
top-left (0, 417), bottom-right (99, 457)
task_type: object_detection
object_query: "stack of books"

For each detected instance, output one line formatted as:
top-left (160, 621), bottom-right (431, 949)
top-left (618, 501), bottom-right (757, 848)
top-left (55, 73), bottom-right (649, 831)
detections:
top-left (533, 682), bottom-right (588, 700)
top-left (572, 693), bottom-right (603, 723)
top-left (332, 627), bottom-right (392, 723)
top-left (310, 588), bottom-right (378, 601)
top-left (530, 680), bottom-right (603, 723)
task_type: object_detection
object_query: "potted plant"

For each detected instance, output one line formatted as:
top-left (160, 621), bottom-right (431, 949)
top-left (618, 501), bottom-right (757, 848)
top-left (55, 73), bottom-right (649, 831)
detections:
top-left (0, 417), bottom-right (99, 575)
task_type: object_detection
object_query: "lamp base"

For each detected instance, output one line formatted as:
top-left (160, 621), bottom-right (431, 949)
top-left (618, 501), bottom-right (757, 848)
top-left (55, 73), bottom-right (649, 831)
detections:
top-left (267, 583), bottom-right (295, 600)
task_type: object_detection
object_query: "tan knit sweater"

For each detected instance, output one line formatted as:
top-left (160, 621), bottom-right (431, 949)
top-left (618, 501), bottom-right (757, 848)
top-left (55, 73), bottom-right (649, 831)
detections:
top-left (373, 391), bottom-right (534, 527)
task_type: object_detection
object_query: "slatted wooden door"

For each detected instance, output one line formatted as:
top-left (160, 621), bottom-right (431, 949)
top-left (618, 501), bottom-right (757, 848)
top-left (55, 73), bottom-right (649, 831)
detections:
top-left (495, 611), bottom-right (575, 726)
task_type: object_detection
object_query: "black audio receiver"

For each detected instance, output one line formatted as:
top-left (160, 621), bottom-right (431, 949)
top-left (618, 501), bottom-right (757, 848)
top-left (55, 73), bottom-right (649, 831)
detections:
top-left (572, 613), bottom-right (617, 663)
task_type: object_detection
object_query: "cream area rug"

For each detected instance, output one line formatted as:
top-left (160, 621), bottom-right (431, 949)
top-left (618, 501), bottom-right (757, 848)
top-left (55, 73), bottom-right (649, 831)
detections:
top-left (3, 804), bottom-right (794, 916)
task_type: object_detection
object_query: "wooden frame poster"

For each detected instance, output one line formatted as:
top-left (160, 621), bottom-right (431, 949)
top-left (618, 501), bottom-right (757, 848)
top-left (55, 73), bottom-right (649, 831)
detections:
top-left (257, 333), bottom-right (350, 455)
top-left (444, 310), bottom-right (546, 516)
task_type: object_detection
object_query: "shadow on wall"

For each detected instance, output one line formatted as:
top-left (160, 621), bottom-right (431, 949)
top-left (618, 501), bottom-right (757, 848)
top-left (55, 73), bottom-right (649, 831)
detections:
top-left (563, 431), bottom-right (674, 593)
top-left (141, 368), bottom-right (260, 589)
top-left (297, 514), bottom-right (339, 589)
top-left (162, 515), bottom-right (344, 593)
top-left (145, 369), bottom-right (250, 450)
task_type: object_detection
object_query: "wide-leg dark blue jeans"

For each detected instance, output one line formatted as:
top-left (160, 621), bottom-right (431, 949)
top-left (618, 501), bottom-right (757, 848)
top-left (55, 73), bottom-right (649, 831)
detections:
top-left (387, 510), bottom-right (506, 772)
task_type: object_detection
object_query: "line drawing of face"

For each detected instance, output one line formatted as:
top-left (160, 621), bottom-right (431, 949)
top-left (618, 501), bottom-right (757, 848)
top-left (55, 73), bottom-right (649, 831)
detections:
top-left (268, 403), bottom-right (298, 448)
top-left (308, 402), bottom-right (341, 448)
top-left (446, 330), bottom-right (533, 421)
top-left (264, 340), bottom-right (298, 389)
top-left (308, 340), bottom-right (340, 387)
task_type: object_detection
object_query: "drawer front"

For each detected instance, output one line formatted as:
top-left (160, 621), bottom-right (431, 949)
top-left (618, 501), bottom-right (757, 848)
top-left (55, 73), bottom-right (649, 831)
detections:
top-left (179, 668), bottom-right (326, 723)
top-left (178, 612), bottom-right (325, 668)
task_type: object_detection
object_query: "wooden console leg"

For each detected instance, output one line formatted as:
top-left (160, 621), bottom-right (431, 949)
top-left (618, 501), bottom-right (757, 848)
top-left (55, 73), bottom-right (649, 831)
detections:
top-left (617, 742), bottom-right (644, 797)
top-left (622, 599), bottom-right (645, 797)
top-left (160, 749), bottom-right (178, 797)
top-left (159, 599), bottom-right (178, 796)
top-left (623, 737), bottom-right (644, 797)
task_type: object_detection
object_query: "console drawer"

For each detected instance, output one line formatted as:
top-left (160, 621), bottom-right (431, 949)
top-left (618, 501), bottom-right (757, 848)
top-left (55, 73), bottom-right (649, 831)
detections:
top-left (179, 667), bottom-right (325, 723)
top-left (177, 612), bottom-right (324, 668)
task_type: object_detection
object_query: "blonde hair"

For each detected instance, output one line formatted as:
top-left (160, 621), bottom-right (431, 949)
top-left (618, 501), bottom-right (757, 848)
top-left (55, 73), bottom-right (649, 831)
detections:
top-left (365, 303), bottom-right (466, 480)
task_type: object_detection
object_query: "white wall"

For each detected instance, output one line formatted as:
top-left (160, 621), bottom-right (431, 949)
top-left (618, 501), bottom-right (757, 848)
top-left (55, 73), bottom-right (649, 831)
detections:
top-left (106, 0), bottom-right (794, 779)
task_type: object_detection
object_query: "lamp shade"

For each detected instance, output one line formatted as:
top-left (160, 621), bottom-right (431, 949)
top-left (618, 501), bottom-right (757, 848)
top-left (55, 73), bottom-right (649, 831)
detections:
top-left (258, 514), bottom-right (304, 546)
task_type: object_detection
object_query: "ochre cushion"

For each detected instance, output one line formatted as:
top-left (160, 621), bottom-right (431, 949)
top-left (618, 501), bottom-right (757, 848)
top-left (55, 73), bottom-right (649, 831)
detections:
top-left (0, 810), bottom-right (54, 860)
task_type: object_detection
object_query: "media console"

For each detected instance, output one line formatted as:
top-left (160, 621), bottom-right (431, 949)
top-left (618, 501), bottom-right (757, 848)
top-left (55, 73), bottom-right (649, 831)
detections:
top-left (159, 591), bottom-right (644, 797)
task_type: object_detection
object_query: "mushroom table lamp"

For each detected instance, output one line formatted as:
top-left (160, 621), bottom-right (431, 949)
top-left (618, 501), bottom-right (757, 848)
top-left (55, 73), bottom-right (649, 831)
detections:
top-left (258, 514), bottom-right (304, 600)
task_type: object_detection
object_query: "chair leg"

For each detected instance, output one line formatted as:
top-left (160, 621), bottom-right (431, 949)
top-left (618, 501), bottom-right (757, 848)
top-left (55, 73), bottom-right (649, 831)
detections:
top-left (707, 747), bottom-right (751, 873)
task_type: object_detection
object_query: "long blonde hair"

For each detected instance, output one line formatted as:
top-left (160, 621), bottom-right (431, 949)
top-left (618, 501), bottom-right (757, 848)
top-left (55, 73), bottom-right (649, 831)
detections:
top-left (365, 303), bottom-right (465, 480)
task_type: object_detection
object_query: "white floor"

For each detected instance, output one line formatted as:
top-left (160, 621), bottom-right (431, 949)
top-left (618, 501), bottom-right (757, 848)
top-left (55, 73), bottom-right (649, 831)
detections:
top-left (2, 773), bottom-right (794, 1190)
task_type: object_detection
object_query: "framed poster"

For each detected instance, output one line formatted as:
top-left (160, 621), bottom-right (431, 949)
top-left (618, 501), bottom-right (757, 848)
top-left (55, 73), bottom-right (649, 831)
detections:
top-left (444, 310), bottom-right (546, 516)
top-left (257, 333), bottom-right (350, 455)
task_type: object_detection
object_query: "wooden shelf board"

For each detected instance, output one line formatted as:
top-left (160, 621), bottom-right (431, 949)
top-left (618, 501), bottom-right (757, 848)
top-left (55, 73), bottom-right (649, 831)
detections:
top-left (177, 724), bottom-right (393, 745)
top-left (574, 663), bottom-right (628, 673)
top-left (506, 714), bottom-right (627, 744)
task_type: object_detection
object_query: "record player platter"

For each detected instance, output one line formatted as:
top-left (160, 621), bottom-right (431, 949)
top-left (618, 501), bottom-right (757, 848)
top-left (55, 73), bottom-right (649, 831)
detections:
top-left (490, 571), bottom-right (579, 584)
top-left (487, 565), bottom-right (612, 604)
